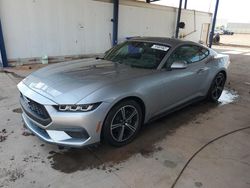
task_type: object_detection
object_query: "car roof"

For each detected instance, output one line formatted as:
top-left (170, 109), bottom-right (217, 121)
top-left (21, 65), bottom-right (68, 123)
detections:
top-left (129, 37), bottom-right (200, 48)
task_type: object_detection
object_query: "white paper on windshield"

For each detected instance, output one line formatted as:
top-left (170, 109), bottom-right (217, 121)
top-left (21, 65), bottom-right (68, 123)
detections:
top-left (151, 44), bottom-right (169, 51)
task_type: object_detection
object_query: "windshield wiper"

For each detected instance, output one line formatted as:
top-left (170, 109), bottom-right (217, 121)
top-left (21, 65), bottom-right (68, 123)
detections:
top-left (96, 57), bottom-right (105, 60)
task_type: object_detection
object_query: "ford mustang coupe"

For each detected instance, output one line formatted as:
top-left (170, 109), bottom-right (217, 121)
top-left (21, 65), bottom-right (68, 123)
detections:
top-left (18, 37), bottom-right (230, 147)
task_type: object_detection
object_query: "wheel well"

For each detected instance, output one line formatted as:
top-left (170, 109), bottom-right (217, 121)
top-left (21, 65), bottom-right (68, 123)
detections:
top-left (115, 96), bottom-right (146, 123)
top-left (100, 96), bottom-right (146, 142)
top-left (219, 70), bottom-right (227, 80)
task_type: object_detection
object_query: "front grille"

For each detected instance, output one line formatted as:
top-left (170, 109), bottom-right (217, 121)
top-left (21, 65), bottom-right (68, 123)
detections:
top-left (20, 93), bottom-right (52, 126)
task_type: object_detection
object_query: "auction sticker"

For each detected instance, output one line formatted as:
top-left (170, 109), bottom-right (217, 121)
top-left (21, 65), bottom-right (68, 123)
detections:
top-left (151, 44), bottom-right (169, 51)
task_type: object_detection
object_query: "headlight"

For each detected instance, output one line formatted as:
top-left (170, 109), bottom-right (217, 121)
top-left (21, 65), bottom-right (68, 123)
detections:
top-left (54, 102), bottom-right (101, 112)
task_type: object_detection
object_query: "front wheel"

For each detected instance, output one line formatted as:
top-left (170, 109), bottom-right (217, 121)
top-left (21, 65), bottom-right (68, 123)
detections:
top-left (207, 72), bottom-right (226, 102)
top-left (102, 100), bottom-right (142, 147)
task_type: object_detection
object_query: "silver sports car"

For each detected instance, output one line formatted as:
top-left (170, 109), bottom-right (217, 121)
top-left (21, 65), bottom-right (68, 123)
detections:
top-left (18, 37), bottom-right (230, 147)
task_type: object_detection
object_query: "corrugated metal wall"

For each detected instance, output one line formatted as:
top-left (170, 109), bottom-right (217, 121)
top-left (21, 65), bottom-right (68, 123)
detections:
top-left (0, 0), bottom-right (212, 60)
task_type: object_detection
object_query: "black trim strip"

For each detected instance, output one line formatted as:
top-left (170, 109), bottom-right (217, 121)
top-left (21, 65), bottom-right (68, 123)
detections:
top-left (148, 96), bottom-right (205, 123)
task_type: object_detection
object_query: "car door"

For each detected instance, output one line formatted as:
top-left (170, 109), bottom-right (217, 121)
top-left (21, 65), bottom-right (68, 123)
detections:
top-left (158, 45), bottom-right (210, 113)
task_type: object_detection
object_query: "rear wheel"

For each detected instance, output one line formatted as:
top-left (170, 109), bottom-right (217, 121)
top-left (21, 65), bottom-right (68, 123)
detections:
top-left (102, 100), bottom-right (142, 147)
top-left (207, 72), bottom-right (226, 102)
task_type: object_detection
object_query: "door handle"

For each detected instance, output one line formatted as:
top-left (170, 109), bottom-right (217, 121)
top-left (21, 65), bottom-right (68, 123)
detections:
top-left (197, 68), bottom-right (206, 74)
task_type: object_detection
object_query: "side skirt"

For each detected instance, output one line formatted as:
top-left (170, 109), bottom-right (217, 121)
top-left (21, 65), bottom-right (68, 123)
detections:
top-left (147, 96), bottom-right (205, 124)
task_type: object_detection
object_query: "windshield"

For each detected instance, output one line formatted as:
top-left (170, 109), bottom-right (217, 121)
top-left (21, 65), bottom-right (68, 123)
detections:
top-left (104, 41), bottom-right (170, 69)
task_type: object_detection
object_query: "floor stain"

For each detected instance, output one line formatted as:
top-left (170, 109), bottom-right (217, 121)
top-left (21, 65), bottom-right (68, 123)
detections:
top-left (22, 129), bottom-right (34, 136)
top-left (164, 160), bottom-right (177, 168)
top-left (0, 129), bottom-right (7, 134)
top-left (0, 168), bottom-right (24, 187)
top-left (0, 96), bottom-right (7, 101)
top-left (48, 101), bottom-right (218, 173)
top-left (0, 129), bottom-right (8, 142)
top-left (0, 135), bottom-right (7, 142)
top-left (12, 108), bottom-right (22, 114)
top-left (23, 154), bottom-right (41, 163)
top-left (195, 181), bottom-right (203, 187)
top-left (140, 146), bottom-right (163, 157)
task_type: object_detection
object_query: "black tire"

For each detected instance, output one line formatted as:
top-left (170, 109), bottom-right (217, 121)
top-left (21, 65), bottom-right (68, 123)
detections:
top-left (102, 100), bottom-right (142, 147)
top-left (207, 72), bottom-right (226, 102)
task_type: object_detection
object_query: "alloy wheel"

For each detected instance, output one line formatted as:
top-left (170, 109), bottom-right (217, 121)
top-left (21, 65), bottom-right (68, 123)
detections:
top-left (110, 105), bottom-right (139, 142)
top-left (211, 73), bottom-right (225, 100)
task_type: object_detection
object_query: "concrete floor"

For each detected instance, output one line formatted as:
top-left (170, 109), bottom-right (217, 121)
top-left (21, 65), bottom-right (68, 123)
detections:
top-left (0, 46), bottom-right (250, 188)
top-left (220, 34), bottom-right (250, 47)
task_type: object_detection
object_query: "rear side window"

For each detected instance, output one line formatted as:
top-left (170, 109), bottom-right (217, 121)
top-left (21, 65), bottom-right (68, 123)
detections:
top-left (165, 45), bottom-right (209, 67)
top-left (199, 47), bottom-right (209, 60)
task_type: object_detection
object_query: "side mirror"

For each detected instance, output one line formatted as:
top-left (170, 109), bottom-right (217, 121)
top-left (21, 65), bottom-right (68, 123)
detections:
top-left (170, 61), bottom-right (188, 69)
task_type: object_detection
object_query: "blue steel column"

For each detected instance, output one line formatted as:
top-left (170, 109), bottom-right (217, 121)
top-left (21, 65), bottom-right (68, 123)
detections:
top-left (0, 19), bottom-right (8, 67)
top-left (112, 0), bottom-right (119, 46)
top-left (209, 0), bottom-right (220, 48)
top-left (184, 0), bottom-right (187, 9)
top-left (175, 0), bottom-right (183, 38)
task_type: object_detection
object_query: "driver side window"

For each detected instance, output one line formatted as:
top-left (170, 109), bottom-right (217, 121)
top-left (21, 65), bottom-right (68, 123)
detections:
top-left (165, 45), bottom-right (209, 68)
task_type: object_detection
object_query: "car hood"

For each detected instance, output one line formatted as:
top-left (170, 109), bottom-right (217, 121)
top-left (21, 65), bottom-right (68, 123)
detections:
top-left (22, 58), bottom-right (151, 104)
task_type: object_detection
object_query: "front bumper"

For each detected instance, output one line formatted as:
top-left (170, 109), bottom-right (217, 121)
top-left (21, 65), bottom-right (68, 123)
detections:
top-left (22, 112), bottom-right (91, 147)
top-left (18, 81), bottom-right (110, 148)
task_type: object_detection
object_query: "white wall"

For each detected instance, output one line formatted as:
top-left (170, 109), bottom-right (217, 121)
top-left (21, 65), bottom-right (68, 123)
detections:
top-left (0, 0), bottom-right (212, 60)
top-left (119, 4), bottom-right (176, 41)
top-left (227, 23), bottom-right (250, 34)
top-left (179, 10), bottom-right (211, 41)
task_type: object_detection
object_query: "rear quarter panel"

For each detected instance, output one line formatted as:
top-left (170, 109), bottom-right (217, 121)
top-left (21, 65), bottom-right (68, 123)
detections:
top-left (204, 52), bottom-right (230, 94)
